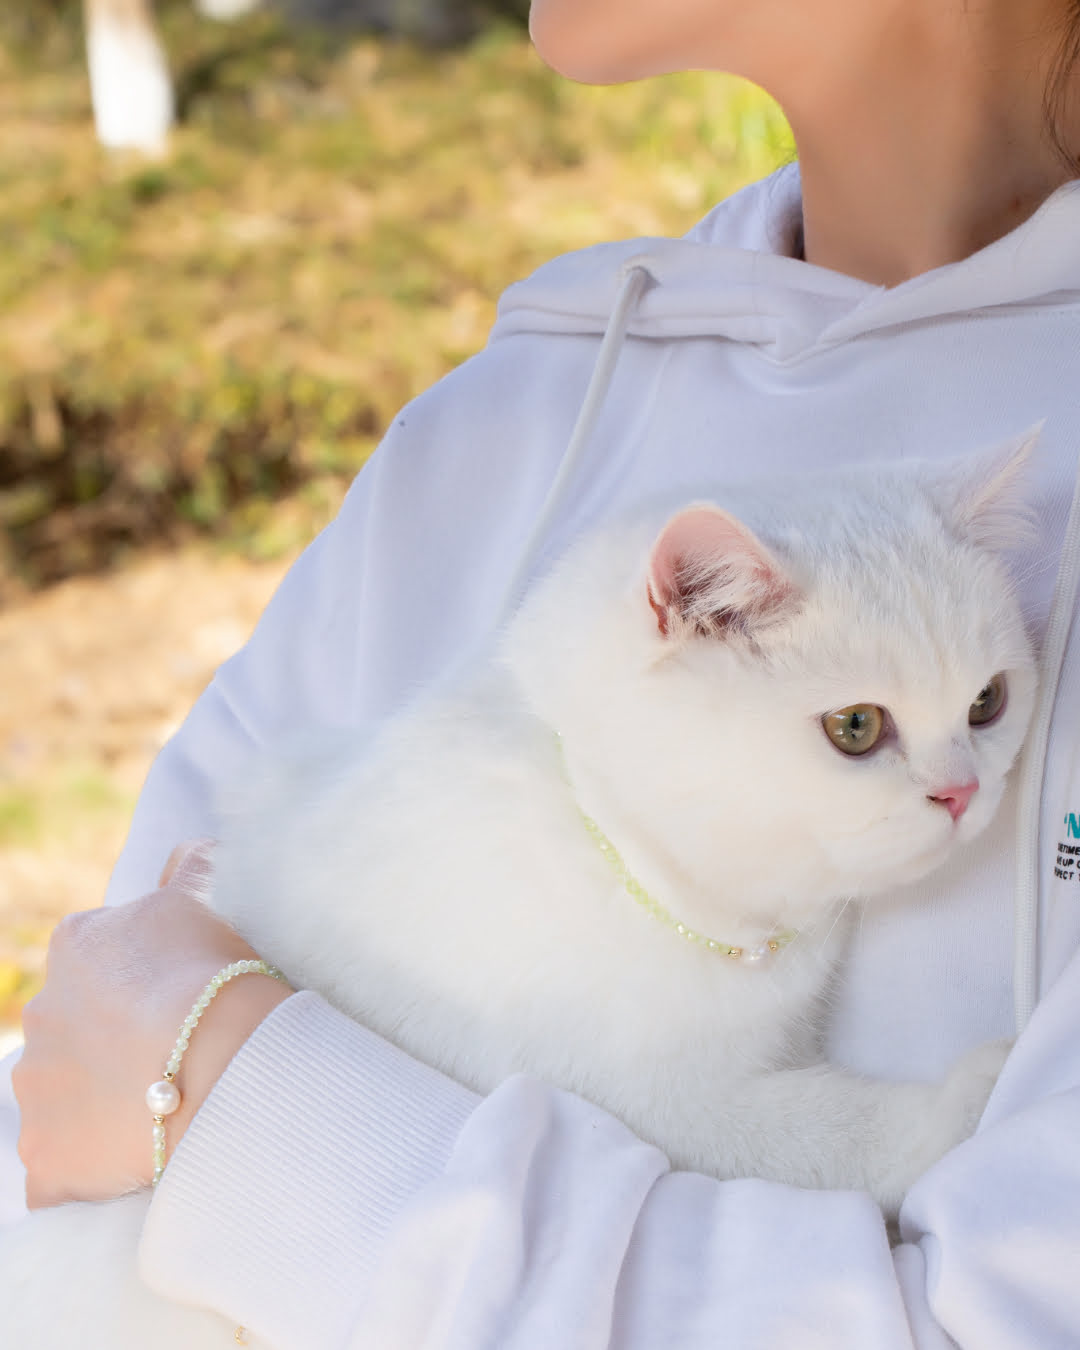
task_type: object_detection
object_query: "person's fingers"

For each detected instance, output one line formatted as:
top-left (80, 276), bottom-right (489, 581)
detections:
top-left (158, 843), bottom-right (186, 887)
top-left (159, 838), bottom-right (216, 900)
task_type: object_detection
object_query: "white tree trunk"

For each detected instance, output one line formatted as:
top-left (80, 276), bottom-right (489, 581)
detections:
top-left (196, 0), bottom-right (262, 19)
top-left (84, 0), bottom-right (175, 152)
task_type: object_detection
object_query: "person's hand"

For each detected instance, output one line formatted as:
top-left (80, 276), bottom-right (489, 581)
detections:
top-left (13, 841), bottom-right (292, 1209)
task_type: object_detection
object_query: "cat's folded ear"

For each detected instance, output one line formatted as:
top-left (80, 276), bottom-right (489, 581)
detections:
top-left (646, 505), bottom-right (800, 641)
top-left (937, 423), bottom-right (1042, 551)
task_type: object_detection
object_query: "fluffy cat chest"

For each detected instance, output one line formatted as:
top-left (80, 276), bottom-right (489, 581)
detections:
top-left (215, 683), bottom-right (843, 1090)
top-left (223, 821), bottom-right (835, 1099)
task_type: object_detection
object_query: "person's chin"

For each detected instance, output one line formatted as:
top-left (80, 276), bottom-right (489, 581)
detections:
top-left (527, 4), bottom-right (643, 85)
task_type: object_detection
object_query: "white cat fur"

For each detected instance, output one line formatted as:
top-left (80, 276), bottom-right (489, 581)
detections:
top-left (0, 435), bottom-right (1038, 1349)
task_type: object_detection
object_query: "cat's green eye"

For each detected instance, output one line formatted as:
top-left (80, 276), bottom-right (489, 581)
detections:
top-left (969, 673), bottom-right (1007, 727)
top-left (822, 704), bottom-right (886, 756)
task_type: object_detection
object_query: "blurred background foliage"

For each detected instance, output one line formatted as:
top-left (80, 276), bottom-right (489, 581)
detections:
top-left (0, 0), bottom-right (791, 600)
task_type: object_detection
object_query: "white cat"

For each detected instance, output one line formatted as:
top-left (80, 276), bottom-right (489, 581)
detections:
top-left (0, 433), bottom-right (1037, 1349)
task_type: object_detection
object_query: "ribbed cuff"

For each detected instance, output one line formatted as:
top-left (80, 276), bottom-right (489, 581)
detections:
top-left (139, 991), bottom-right (479, 1348)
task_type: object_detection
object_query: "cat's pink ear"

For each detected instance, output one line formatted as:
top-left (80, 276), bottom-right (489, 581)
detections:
top-left (646, 505), bottom-right (798, 640)
top-left (945, 424), bottom-right (1041, 549)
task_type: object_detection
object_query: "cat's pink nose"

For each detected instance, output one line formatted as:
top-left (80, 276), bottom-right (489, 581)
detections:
top-left (928, 779), bottom-right (979, 822)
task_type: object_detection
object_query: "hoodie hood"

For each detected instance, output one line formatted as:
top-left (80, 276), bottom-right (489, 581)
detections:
top-left (491, 165), bottom-right (1080, 364)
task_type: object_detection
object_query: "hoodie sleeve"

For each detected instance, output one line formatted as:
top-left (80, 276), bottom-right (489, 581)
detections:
top-left (140, 957), bottom-right (1080, 1350)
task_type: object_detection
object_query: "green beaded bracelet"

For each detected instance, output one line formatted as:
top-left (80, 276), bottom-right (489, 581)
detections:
top-left (146, 959), bottom-right (291, 1187)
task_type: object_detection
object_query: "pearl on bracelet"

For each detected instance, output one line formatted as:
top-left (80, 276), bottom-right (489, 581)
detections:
top-left (145, 1079), bottom-right (182, 1117)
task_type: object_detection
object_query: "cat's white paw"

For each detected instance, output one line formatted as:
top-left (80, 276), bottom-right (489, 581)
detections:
top-left (872, 1038), bottom-right (1012, 1219)
top-left (938, 1036), bottom-right (1013, 1138)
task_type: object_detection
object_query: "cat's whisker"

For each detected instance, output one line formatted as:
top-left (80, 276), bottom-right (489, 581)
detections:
top-left (813, 896), bottom-right (856, 951)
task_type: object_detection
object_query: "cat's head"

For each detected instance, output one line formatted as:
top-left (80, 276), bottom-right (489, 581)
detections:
top-left (505, 430), bottom-right (1039, 921)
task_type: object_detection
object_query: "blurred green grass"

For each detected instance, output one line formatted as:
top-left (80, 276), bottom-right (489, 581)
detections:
top-left (0, 769), bottom-right (133, 850)
top-left (0, 765), bottom-right (137, 1024)
top-left (0, 5), bottom-right (792, 593)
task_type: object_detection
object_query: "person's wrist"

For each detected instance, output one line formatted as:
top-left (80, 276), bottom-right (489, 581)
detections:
top-left (153, 969), bottom-right (293, 1171)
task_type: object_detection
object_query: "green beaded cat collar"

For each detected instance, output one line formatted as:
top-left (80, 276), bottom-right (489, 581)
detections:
top-left (555, 736), bottom-right (797, 963)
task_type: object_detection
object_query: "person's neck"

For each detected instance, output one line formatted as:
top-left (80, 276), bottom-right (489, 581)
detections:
top-left (766, 2), bottom-right (1080, 285)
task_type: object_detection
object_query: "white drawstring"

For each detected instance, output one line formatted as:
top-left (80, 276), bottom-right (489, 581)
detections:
top-left (495, 264), bottom-right (655, 625)
top-left (1014, 452), bottom-right (1080, 1031)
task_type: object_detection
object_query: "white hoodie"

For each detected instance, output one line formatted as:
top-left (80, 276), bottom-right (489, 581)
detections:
top-left (5, 165), bottom-right (1080, 1348)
